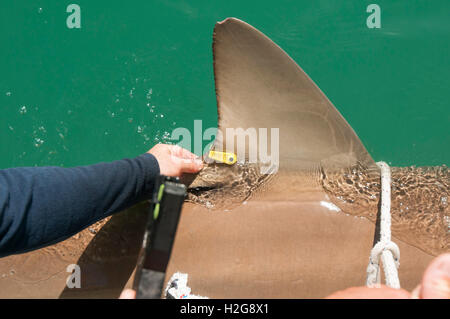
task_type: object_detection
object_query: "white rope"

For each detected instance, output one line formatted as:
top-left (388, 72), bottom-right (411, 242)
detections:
top-left (366, 161), bottom-right (401, 288)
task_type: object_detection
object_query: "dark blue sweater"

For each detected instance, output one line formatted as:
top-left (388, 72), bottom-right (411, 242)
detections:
top-left (0, 153), bottom-right (159, 258)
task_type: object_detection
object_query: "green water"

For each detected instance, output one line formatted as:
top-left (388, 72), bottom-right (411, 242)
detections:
top-left (0, 1), bottom-right (449, 169)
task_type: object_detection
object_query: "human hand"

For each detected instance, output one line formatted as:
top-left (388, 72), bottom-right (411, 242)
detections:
top-left (325, 253), bottom-right (450, 299)
top-left (147, 144), bottom-right (203, 177)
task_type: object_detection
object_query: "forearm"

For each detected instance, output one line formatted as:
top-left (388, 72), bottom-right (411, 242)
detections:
top-left (0, 153), bottom-right (159, 257)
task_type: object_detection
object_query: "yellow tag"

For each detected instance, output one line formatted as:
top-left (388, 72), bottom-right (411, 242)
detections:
top-left (208, 151), bottom-right (237, 165)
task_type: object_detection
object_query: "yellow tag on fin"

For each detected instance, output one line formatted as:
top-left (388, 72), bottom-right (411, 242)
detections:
top-left (208, 151), bottom-right (237, 165)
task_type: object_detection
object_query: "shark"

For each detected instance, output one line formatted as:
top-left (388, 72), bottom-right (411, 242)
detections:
top-left (0, 18), bottom-right (447, 298)
top-left (166, 17), bottom-right (449, 298)
top-left (184, 18), bottom-right (449, 257)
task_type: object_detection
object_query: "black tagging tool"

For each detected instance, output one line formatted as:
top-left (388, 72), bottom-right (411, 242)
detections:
top-left (133, 174), bottom-right (186, 299)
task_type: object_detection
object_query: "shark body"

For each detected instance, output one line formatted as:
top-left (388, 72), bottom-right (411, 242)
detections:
top-left (187, 18), bottom-right (449, 257)
top-left (0, 18), bottom-right (447, 298)
top-left (169, 18), bottom-right (448, 297)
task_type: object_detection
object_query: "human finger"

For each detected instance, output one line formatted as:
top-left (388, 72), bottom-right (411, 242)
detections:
top-left (119, 289), bottom-right (136, 299)
top-left (175, 157), bottom-right (203, 173)
top-left (170, 145), bottom-right (199, 160)
top-left (419, 253), bottom-right (450, 299)
top-left (325, 286), bottom-right (410, 299)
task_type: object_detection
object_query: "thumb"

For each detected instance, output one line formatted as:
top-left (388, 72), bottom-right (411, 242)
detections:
top-left (419, 253), bottom-right (450, 299)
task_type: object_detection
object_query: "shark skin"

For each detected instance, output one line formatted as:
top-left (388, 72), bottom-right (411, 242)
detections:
top-left (0, 18), bottom-right (446, 298)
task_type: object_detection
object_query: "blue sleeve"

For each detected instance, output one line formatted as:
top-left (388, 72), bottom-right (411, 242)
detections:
top-left (0, 153), bottom-right (160, 257)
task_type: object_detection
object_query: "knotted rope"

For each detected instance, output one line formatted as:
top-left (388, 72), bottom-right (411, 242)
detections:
top-left (366, 161), bottom-right (401, 288)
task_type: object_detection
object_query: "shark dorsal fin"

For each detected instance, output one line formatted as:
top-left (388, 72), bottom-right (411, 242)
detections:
top-left (212, 18), bottom-right (374, 172)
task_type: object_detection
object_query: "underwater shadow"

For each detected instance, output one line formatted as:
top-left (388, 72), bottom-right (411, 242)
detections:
top-left (59, 201), bottom-right (149, 298)
top-left (372, 199), bottom-right (382, 246)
